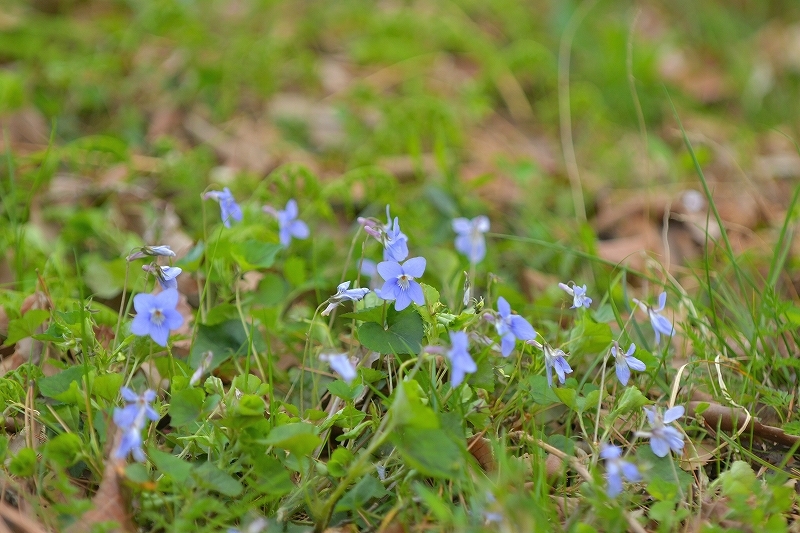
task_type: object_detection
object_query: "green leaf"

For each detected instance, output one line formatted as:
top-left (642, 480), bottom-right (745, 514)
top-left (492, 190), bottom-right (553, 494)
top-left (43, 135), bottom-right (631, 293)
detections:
top-left (4, 309), bottom-right (50, 346)
top-left (82, 257), bottom-right (127, 299)
top-left (391, 381), bottom-right (438, 429)
top-left (327, 380), bottom-right (363, 401)
top-left (43, 433), bottom-right (82, 467)
top-left (333, 405), bottom-right (366, 428)
top-left (9, 448), bottom-right (36, 477)
top-left (358, 307), bottom-right (423, 355)
top-left (149, 448), bottom-right (193, 483)
top-left (264, 423), bottom-right (321, 456)
top-left (327, 447), bottom-right (354, 477)
top-left (253, 456), bottom-right (293, 498)
top-left (169, 388), bottom-right (204, 426)
top-left (610, 386), bottom-right (649, 418)
top-left (283, 256), bottom-right (306, 287)
top-left (525, 375), bottom-right (560, 405)
top-left (193, 462), bottom-right (243, 497)
top-left (335, 475), bottom-right (390, 512)
top-left (553, 387), bottom-right (577, 410)
top-left (189, 320), bottom-right (266, 372)
top-left (235, 394), bottom-right (265, 417)
top-left (38, 366), bottom-right (86, 400)
top-left (569, 316), bottom-right (613, 355)
top-left (93, 373), bottom-right (124, 401)
top-left (340, 305), bottom-right (385, 324)
top-left (392, 427), bottom-right (463, 479)
top-left (231, 240), bottom-right (282, 270)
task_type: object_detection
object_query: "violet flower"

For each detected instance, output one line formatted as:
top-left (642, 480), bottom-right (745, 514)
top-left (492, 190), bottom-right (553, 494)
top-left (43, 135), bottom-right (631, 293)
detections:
top-left (632, 291), bottom-right (674, 344)
top-left (558, 282), bottom-right (592, 309)
top-left (600, 444), bottom-right (641, 497)
top-left (113, 387), bottom-right (159, 462)
top-left (204, 188), bottom-right (243, 228)
top-left (446, 331), bottom-right (476, 387)
top-left (126, 245), bottom-right (176, 262)
top-left (321, 353), bottom-right (357, 385)
top-left (636, 405), bottom-right (685, 457)
top-left (264, 199), bottom-right (309, 247)
top-left (130, 288), bottom-right (184, 347)
top-left (492, 297), bottom-right (536, 357)
top-left (611, 342), bottom-right (646, 386)
top-left (376, 257), bottom-right (426, 311)
top-left (452, 215), bottom-right (490, 264)
top-left (142, 264), bottom-right (182, 290)
top-left (321, 281), bottom-right (370, 316)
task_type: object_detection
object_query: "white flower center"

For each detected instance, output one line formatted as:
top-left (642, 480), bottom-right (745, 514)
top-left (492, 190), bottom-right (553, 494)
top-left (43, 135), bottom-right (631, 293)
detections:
top-left (150, 308), bottom-right (166, 326)
top-left (397, 274), bottom-right (411, 290)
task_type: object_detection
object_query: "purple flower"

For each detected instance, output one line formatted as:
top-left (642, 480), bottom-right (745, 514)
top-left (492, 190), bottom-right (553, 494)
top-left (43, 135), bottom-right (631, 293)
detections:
top-left (321, 353), bottom-right (357, 384)
top-left (383, 216), bottom-right (409, 262)
top-left (636, 405), bottom-right (685, 457)
top-left (452, 216), bottom-right (490, 264)
top-left (493, 297), bottom-right (536, 357)
top-left (130, 288), bottom-right (184, 347)
top-left (600, 444), bottom-right (641, 497)
top-left (542, 343), bottom-right (573, 387)
top-left (264, 199), bottom-right (309, 247)
top-left (321, 281), bottom-right (370, 316)
top-left (358, 206), bottom-right (409, 262)
top-left (204, 188), bottom-right (243, 228)
top-left (633, 292), bottom-right (674, 344)
top-left (611, 342), bottom-right (646, 386)
top-left (558, 282), bottom-right (592, 309)
top-left (446, 331), bottom-right (476, 387)
top-left (376, 257), bottom-right (426, 311)
top-left (142, 264), bottom-right (182, 290)
top-left (126, 245), bottom-right (176, 262)
top-left (113, 387), bottom-right (159, 462)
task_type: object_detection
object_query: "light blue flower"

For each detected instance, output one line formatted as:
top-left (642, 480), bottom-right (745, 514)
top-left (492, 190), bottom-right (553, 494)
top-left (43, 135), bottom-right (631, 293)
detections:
top-left (493, 297), bottom-right (536, 357)
top-left (142, 264), bottom-right (182, 290)
top-left (446, 331), bottom-right (476, 387)
top-left (204, 188), bottom-right (243, 228)
top-left (542, 343), bottom-right (573, 387)
top-left (633, 291), bottom-right (674, 344)
top-left (321, 353), bottom-right (357, 384)
top-left (452, 215), bottom-right (490, 264)
top-left (600, 444), bottom-right (641, 497)
top-left (558, 282), bottom-right (592, 309)
top-left (126, 245), bottom-right (176, 262)
top-left (264, 199), bottom-right (309, 247)
top-left (636, 405), bottom-right (685, 457)
top-left (321, 281), bottom-right (370, 316)
top-left (113, 387), bottom-right (159, 462)
top-left (131, 288), bottom-right (184, 346)
top-left (382, 216), bottom-right (409, 262)
top-left (611, 342), bottom-right (646, 386)
top-left (376, 257), bottom-right (426, 311)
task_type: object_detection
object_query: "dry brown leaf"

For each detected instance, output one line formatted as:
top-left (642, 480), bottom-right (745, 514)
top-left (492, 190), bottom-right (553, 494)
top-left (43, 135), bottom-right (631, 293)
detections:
top-left (0, 502), bottom-right (48, 533)
top-left (687, 401), bottom-right (800, 447)
top-left (467, 435), bottom-right (495, 472)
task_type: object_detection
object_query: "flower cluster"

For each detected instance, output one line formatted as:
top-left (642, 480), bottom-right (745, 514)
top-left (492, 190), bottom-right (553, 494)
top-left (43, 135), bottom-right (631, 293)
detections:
top-left (113, 387), bottom-right (159, 462)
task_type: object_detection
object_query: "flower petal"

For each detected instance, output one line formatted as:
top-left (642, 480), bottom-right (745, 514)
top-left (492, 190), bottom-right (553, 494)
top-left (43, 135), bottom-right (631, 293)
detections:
top-left (394, 291), bottom-right (412, 311)
top-left (508, 315), bottom-right (536, 341)
top-left (656, 291), bottom-right (667, 311)
top-left (284, 199), bottom-right (298, 219)
top-left (377, 260), bottom-right (403, 281)
top-left (474, 215), bottom-right (490, 232)
top-left (496, 297), bottom-right (511, 318)
top-left (132, 293), bottom-right (155, 314)
top-left (156, 288), bottom-right (179, 309)
top-left (625, 356), bottom-right (646, 372)
top-left (649, 436), bottom-right (669, 458)
top-left (663, 405), bottom-right (685, 423)
top-left (289, 220), bottom-right (309, 239)
top-left (402, 257), bottom-right (426, 278)
top-left (452, 217), bottom-right (471, 234)
top-left (407, 281), bottom-right (425, 306)
top-left (615, 362), bottom-right (630, 386)
top-left (500, 333), bottom-right (515, 357)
